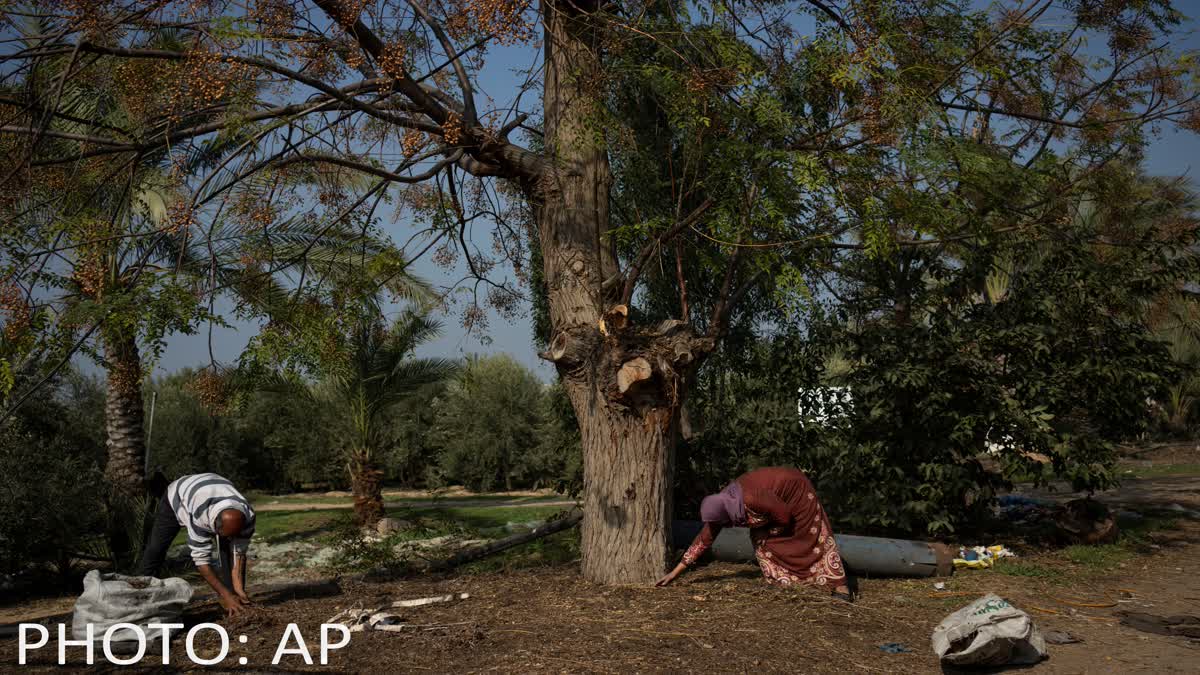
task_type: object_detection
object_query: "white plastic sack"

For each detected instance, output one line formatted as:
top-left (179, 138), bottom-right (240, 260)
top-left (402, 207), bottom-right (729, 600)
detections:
top-left (72, 570), bottom-right (193, 643)
top-left (931, 593), bottom-right (1047, 666)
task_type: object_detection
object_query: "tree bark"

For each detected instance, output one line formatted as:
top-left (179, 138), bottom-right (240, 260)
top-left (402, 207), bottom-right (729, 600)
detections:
top-left (531, 0), bottom-right (723, 584)
top-left (103, 330), bottom-right (146, 496)
top-left (573, 383), bottom-right (677, 584)
top-left (532, 0), bottom-right (674, 585)
top-left (350, 449), bottom-right (385, 527)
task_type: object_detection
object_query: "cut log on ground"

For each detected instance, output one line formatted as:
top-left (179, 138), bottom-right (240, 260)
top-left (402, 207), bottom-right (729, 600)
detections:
top-left (427, 512), bottom-right (583, 572)
top-left (671, 521), bottom-right (956, 577)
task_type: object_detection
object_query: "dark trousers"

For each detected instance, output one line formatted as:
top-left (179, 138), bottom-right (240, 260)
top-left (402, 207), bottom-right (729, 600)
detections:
top-left (137, 496), bottom-right (180, 577)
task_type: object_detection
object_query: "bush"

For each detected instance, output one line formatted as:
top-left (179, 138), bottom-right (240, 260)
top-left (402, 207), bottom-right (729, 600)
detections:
top-left (0, 370), bottom-right (106, 577)
top-left (684, 239), bottom-right (1177, 536)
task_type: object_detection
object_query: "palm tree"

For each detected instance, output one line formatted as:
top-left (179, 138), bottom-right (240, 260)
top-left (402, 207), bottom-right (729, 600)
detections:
top-left (320, 309), bottom-right (459, 525)
top-left (1, 30), bottom-right (431, 568)
top-left (0, 24), bottom-right (231, 497)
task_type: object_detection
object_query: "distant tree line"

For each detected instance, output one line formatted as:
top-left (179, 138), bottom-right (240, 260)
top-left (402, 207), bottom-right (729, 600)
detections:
top-left (144, 354), bottom-right (579, 496)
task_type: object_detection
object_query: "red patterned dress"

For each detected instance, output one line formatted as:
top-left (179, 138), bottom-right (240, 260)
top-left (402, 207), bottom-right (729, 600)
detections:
top-left (681, 467), bottom-right (847, 588)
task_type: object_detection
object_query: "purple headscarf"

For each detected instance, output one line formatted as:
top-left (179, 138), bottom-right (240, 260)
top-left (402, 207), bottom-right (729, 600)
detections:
top-left (699, 481), bottom-right (745, 526)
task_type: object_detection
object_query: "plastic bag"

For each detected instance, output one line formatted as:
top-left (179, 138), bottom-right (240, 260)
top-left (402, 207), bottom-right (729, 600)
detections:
top-left (72, 570), bottom-right (193, 643)
top-left (931, 594), bottom-right (1047, 666)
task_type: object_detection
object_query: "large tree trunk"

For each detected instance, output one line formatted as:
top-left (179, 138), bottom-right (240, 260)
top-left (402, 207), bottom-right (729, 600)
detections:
top-left (572, 383), bottom-right (676, 584)
top-left (548, 322), bottom-right (713, 584)
top-left (539, 0), bottom-right (660, 585)
top-left (103, 330), bottom-right (146, 496)
top-left (534, 0), bottom-right (716, 585)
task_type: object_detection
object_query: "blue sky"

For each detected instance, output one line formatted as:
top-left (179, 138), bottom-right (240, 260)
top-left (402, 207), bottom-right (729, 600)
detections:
top-left (135, 8), bottom-right (1200, 383)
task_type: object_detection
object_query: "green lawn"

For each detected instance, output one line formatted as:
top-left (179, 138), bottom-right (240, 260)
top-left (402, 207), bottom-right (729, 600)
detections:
top-left (170, 499), bottom-right (575, 552)
top-left (396, 504), bottom-right (571, 531)
top-left (244, 491), bottom-right (568, 507)
top-left (170, 507), bottom-right (347, 547)
top-left (1118, 463), bottom-right (1200, 479)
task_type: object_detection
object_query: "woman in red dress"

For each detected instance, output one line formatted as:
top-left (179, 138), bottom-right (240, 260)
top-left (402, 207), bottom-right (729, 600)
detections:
top-left (656, 466), bottom-right (853, 601)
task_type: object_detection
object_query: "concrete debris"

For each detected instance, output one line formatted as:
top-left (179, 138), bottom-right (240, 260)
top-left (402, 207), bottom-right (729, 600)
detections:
top-left (391, 593), bottom-right (470, 608)
top-left (326, 594), bottom-right (471, 634)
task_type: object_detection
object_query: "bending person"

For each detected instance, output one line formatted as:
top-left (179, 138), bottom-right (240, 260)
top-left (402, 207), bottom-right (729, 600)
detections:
top-left (137, 472), bottom-right (256, 616)
top-left (657, 466), bottom-right (853, 602)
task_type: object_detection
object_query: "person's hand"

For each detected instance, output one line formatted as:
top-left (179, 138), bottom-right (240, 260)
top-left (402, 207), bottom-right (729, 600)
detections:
top-left (235, 590), bottom-right (253, 605)
top-left (655, 570), bottom-right (679, 587)
top-left (220, 593), bottom-right (248, 617)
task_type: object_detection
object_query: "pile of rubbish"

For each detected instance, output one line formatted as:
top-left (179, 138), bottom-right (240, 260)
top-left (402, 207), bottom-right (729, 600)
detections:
top-left (996, 495), bottom-right (1053, 524)
top-left (953, 545), bottom-right (1017, 570)
top-left (996, 495), bottom-right (1120, 544)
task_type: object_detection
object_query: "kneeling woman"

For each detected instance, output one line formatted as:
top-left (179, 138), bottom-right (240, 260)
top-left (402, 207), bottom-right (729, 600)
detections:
top-left (656, 466), bottom-right (853, 601)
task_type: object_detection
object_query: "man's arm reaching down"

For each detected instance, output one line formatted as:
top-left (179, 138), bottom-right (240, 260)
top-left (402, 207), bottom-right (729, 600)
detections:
top-left (231, 537), bottom-right (251, 603)
top-left (196, 563), bottom-right (248, 616)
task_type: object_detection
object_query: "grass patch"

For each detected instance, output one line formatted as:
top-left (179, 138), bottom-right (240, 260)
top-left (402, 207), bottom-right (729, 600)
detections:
top-left (459, 529), bottom-right (581, 575)
top-left (1062, 543), bottom-right (1132, 570)
top-left (1119, 463), bottom-right (1200, 479)
top-left (171, 508), bottom-right (345, 548)
top-left (253, 509), bottom-right (345, 541)
top-left (320, 504), bottom-right (578, 574)
top-left (393, 505), bottom-right (573, 532)
top-left (169, 503), bottom-right (572, 550)
top-left (248, 492), bottom-right (569, 507)
top-left (389, 493), bottom-right (567, 504)
top-left (994, 514), bottom-right (1182, 581)
top-left (1118, 515), bottom-right (1179, 547)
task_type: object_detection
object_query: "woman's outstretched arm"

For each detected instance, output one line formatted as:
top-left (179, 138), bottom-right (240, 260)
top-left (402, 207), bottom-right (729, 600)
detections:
top-left (656, 522), bottom-right (722, 586)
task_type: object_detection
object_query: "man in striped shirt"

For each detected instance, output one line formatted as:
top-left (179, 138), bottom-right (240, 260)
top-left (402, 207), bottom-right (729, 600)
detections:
top-left (137, 473), bottom-right (256, 616)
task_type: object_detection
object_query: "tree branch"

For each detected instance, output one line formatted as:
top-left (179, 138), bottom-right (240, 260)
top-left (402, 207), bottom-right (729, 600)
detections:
top-left (309, 0), bottom-right (451, 124)
top-left (269, 150), bottom-right (465, 184)
top-left (406, 0), bottom-right (478, 125)
top-left (0, 125), bottom-right (131, 146)
top-left (610, 198), bottom-right (713, 305)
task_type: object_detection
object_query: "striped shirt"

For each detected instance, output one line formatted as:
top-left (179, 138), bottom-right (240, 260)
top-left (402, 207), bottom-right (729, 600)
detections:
top-left (167, 473), bottom-right (256, 565)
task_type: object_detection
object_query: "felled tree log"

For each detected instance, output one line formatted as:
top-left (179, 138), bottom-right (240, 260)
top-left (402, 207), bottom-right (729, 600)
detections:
top-left (671, 521), bottom-right (956, 577)
top-left (426, 512), bottom-right (584, 572)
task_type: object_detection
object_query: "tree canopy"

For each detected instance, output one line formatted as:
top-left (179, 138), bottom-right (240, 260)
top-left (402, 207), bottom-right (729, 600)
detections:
top-left (2, 0), bottom-right (1198, 583)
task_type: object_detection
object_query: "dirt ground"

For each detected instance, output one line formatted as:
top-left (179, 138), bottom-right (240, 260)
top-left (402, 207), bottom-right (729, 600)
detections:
top-left (3, 448), bottom-right (1198, 673)
top-left (2, 538), bottom-right (1198, 674)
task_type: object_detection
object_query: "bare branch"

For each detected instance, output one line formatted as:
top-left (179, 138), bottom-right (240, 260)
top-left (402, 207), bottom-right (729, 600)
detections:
top-left (610, 198), bottom-right (714, 304)
top-left (406, 0), bottom-right (478, 125)
top-left (269, 150), bottom-right (464, 184)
